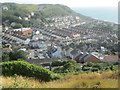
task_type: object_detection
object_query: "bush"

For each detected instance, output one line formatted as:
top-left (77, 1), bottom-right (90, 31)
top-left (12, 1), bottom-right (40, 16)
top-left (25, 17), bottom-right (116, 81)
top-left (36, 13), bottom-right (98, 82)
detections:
top-left (11, 23), bottom-right (22, 29)
top-left (53, 67), bottom-right (63, 73)
top-left (62, 62), bottom-right (76, 73)
top-left (2, 50), bottom-right (27, 61)
top-left (82, 66), bottom-right (91, 71)
top-left (91, 68), bottom-right (99, 72)
top-left (53, 61), bottom-right (76, 73)
top-left (51, 60), bottom-right (63, 66)
top-left (61, 60), bottom-right (76, 66)
top-left (1, 61), bottom-right (62, 82)
top-left (9, 50), bottom-right (27, 61)
top-left (86, 62), bottom-right (94, 67)
top-left (93, 63), bottom-right (102, 70)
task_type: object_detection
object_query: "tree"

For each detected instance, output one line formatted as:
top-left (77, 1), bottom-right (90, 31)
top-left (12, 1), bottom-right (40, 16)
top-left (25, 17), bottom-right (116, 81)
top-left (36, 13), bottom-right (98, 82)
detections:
top-left (51, 60), bottom-right (62, 66)
top-left (9, 50), bottom-right (27, 61)
top-left (2, 52), bottom-right (10, 62)
top-left (11, 23), bottom-right (22, 29)
top-left (62, 62), bottom-right (75, 73)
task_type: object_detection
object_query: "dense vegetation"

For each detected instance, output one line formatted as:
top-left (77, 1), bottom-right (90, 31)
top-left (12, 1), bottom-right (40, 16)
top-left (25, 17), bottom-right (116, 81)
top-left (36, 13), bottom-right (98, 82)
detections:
top-left (52, 60), bottom-right (119, 74)
top-left (2, 3), bottom-right (31, 28)
top-left (2, 50), bottom-right (27, 62)
top-left (1, 61), bottom-right (62, 82)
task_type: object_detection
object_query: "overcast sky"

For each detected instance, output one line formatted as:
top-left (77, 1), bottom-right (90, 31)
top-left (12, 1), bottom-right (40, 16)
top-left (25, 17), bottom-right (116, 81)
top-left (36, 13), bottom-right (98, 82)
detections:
top-left (1, 0), bottom-right (119, 8)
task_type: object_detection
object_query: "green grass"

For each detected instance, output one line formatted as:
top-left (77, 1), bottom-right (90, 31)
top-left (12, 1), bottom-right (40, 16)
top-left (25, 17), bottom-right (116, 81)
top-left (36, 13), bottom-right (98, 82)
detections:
top-left (17, 4), bottom-right (39, 12)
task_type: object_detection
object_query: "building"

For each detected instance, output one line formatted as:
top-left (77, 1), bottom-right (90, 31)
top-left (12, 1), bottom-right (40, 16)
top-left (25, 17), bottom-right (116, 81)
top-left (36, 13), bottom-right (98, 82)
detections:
top-left (103, 55), bottom-right (119, 62)
top-left (74, 52), bottom-right (101, 63)
top-left (12, 28), bottom-right (33, 36)
top-left (70, 33), bottom-right (81, 38)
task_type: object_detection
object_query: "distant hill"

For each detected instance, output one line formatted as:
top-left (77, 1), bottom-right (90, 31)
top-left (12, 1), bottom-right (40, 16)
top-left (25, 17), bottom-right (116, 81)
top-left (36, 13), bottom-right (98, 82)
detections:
top-left (17, 4), bottom-right (92, 20)
top-left (1, 3), bottom-right (116, 30)
top-left (2, 3), bottom-right (91, 19)
top-left (38, 4), bottom-right (77, 17)
top-left (17, 4), bottom-right (39, 12)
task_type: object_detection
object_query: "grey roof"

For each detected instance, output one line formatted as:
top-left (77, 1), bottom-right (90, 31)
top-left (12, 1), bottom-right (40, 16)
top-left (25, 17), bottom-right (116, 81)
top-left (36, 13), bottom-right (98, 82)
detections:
top-left (75, 52), bottom-right (84, 57)
top-left (83, 54), bottom-right (92, 61)
top-left (79, 53), bottom-right (89, 60)
top-left (70, 50), bottom-right (78, 55)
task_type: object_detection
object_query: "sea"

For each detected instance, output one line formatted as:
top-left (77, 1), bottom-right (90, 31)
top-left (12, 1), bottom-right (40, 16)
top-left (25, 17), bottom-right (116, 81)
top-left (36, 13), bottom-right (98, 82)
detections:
top-left (72, 7), bottom-right (118, 23)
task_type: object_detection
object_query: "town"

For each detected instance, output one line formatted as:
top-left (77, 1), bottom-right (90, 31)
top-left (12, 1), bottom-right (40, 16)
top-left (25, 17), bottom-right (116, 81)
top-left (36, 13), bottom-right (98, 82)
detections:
top-left (1, 3), bottom-right (119, 88)
top-left (1, 14), bottom-right (118, 69)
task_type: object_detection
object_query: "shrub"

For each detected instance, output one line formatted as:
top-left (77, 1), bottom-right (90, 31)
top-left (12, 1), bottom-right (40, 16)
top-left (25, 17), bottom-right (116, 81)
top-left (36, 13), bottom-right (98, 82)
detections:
top-left (86, 62), bottom-right (94, 67)
top-left (53, 67), bottom-right (63, 73)
top-left (82, 66), bottom-right (90, 71)
top-left (53, 61), bottom-right (76, 73)
top-left (93, 63), bottom-right (102, 70)
top-left (62, 62), bottom-right (76, 73)
top-left (61, 60), bottom-right (76, 66)
top-left (2, 50), bottom-right (27, 61)
top-left (9, 50), bottom-right (27, 61)
top-left (1, 61), bottom-right (62, 82)
top-left (51, 60), bottom-right (63, 66)
top-left (91, 68), bottom-right (99, 72)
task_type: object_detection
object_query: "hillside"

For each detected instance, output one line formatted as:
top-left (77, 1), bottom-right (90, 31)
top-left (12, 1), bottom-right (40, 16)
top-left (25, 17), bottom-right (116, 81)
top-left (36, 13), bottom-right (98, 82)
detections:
top-left (2, 3), bottom-right (92, 26)
top-left (17, 4), bottom-right (76, 16)
top-left (17, 4), bottom-right (39, 12)
top-left (2, 3), bottom-right (117, 32)
top-left (17, 4), bottom-right (91, 19)
top-left (38, 4), bottom-right (77, 17)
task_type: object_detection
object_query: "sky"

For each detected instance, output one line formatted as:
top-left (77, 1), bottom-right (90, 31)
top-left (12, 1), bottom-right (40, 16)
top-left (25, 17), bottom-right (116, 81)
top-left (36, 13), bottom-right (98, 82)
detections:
top-left (1, 0), bottom-right (119, 8)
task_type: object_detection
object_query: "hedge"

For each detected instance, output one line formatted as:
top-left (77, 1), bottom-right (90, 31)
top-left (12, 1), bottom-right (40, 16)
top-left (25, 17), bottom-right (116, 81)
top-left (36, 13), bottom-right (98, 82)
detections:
top-left (0, 61), bottom-right (62, 82)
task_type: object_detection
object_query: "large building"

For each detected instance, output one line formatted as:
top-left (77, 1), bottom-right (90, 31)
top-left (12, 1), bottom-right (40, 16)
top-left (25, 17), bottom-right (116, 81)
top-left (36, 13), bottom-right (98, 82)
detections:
top-left (12, 28), bottom-right (33, 36)
top-left (74, 52), bottom-right (101, 63)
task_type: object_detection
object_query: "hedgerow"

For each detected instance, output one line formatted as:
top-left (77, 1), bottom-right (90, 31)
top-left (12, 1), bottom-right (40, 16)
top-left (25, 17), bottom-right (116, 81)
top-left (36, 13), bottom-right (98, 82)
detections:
top-left (1, 61), bottom-right (62, 82)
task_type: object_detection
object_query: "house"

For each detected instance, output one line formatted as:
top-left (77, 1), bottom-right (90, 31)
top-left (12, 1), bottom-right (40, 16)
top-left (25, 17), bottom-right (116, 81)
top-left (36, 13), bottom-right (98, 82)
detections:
top-left (24, 38), bottom-right (30, 44)
top-left (62, 46), bottom-right (73, 57)
top-left (69, 49), bottom-right (80, 59)
top-left (103, 55), bottom-right (119, 62)
top-left (12, 28), bottom-right (33, 36)
top-left (2, 6), bottom-right (8, 10)
top-left (5, 26), bottom-right (9, 30)
top-left (29, 40), bottom-right (50, 50)
top-left (47, 46), bottom-right (58, 58)
top-left (24, 17), bottom-right (29, 20)
top-left (74, 52), bottom-right (101, 63)
top-left (19, 48), bottom-right (26, 51)
top-left (30, 12), bottom-right (34, 16)
top-left (38, 53), bottom-right (46, 59)
top-left (52, 46), bottom-right (62, 58)
top-left (32, 34), bottom-right (43, 41)
top-left (71, 33), bottom-right (81, 38)
top-left (28, 50), bottom-right (35, 59)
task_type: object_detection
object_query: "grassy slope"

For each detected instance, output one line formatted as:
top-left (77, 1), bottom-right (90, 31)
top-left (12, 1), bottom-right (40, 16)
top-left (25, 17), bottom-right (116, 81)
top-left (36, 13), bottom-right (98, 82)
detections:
top-left (16, 4), bottom-right (87, 18)
top-left (2, 71), bottom-right (118, 88)
top-left (2, 3), bottom-right (93, 22)
top-left (17, 4), bottom-right (39, 12)
top-left (41, 4), bottom-right (76, 17)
